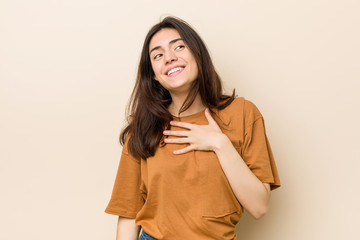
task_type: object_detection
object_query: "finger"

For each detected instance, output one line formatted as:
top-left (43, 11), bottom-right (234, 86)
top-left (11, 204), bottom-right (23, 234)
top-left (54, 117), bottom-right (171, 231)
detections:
top-left (170, 121), bottom-right (194, 129)
top-left (173, 145), bottom-right (195, 154)
top-left (163, 130), bottom-right (189, 136)
top-left (164, 137), bottom-right (189, 144)
top-left (204, 108), bottom-right (218, 126)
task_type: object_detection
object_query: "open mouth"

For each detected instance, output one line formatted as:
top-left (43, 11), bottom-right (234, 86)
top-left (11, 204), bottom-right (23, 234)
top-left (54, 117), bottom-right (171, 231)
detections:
top-left (166, 66), bottom-right (185, 77)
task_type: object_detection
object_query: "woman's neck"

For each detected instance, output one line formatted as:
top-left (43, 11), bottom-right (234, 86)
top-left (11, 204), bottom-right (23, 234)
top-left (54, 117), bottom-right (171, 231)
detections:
top-left (168, 93), bottom-right (205, 117)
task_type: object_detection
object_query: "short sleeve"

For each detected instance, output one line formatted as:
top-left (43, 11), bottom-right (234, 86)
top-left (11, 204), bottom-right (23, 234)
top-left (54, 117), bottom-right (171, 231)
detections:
top-left (104, 139), bottom-right (144, 218)
top-left (241, 101), bottom-right (281, 190)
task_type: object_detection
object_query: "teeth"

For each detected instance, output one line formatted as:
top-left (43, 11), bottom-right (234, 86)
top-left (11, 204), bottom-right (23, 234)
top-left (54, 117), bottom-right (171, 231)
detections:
top-left (167, 67), bottom-right (183, 75)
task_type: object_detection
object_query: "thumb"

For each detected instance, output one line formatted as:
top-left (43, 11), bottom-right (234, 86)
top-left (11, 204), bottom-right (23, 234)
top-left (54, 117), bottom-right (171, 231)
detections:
top-left (204, 108), bottom-right (217, 126)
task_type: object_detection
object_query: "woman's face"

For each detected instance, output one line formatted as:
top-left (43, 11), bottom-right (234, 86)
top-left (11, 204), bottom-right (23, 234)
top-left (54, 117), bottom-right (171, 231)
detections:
top-left (149, 28), bottom-right (198, 95)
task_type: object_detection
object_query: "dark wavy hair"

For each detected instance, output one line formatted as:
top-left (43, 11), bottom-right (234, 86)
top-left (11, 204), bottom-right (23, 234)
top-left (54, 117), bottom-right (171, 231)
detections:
top-left (120, 16), bottom-right (235, 159)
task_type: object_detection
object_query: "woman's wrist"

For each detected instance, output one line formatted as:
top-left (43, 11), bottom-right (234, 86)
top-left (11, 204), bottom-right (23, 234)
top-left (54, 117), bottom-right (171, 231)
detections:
top-left (212, 133), bottom-right (232, 153)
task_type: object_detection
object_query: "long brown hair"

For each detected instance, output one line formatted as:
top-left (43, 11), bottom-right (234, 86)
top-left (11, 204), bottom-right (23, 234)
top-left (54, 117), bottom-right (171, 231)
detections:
top-left (120, 16), bottom-right (235, 159)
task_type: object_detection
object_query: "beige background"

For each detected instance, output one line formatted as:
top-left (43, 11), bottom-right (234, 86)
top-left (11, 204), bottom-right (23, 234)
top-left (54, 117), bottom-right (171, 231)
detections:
top-left (1, 0), bottom-right (359, 239)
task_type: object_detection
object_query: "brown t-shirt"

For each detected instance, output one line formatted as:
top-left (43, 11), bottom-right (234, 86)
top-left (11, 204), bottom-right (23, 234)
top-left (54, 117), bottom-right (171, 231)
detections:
top-left (105, 97), bottom-right (280, 240)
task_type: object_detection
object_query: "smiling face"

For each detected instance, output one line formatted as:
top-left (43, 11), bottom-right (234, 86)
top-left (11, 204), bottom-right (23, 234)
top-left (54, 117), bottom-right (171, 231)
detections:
top-left (149, 28), bottom-right (199, 95)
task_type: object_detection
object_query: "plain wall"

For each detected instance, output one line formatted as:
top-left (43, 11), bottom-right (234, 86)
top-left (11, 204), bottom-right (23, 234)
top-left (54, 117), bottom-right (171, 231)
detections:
top-left (1, 0), bottom-right (359, 239)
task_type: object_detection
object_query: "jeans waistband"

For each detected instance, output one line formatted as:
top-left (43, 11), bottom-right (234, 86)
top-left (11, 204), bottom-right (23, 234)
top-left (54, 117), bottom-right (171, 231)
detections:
top-left (139, 230), bottom-right (158, 240)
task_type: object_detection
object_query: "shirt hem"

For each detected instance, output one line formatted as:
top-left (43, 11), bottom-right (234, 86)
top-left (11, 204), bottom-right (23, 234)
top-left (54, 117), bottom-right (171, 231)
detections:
top-left (104, 208), bottom-right (138, 218)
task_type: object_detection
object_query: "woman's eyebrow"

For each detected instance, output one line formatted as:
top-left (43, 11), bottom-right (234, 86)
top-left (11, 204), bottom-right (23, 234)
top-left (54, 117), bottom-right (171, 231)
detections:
top-left (150, 38), bottom-right (183, 54)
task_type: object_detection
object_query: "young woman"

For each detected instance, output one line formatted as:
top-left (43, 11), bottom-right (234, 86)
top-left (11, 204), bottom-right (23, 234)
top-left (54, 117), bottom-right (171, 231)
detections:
top-left (105, 16), bottom-right (280, 240)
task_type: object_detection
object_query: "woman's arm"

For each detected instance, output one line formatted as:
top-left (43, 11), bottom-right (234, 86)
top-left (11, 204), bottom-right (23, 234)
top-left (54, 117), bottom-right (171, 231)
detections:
top-left (116, 217), bottom-right (141, 240)
top-left (163, 108), bottom-right (271, 219)
top-left (212, 134), bottom-right (271, 219)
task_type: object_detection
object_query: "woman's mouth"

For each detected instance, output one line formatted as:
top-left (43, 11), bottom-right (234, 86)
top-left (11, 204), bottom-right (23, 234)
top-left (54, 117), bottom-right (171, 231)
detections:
top-left (167, 67), bottom-right (185, 77)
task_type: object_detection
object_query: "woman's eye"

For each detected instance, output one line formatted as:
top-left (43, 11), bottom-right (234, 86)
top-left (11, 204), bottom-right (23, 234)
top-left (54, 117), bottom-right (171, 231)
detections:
top-left (175, 45), bottom-right (185, 50)
top-left (154, 54), bottom-right (162, 59)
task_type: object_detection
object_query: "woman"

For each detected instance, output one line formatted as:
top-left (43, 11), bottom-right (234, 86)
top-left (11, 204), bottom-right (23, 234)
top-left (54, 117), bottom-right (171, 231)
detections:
top-left (105, 16), bottom-right (280, 240)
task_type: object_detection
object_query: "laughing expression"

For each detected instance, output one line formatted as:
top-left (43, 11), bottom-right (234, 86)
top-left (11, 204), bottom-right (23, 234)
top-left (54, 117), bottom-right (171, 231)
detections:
top-left (149, 28), bottom-right (198, 95)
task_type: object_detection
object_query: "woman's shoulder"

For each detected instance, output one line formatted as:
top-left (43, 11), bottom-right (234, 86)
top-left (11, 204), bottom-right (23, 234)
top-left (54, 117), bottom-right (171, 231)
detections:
top-left (213, 97), bottom-right (264, 131)
top-left (212, 97), bottom-right (265, 138)
top-left (222, 97), bottom-right (263, 119)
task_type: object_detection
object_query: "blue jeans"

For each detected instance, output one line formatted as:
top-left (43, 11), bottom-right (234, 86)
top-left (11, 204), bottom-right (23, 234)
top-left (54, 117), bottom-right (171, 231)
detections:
top-left (138, 230), bottom-right (158, 240)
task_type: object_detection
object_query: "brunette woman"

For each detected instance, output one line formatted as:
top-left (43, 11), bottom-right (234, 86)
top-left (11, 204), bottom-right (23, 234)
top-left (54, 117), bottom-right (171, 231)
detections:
top-left (105, 16), bottom-right (280, 240)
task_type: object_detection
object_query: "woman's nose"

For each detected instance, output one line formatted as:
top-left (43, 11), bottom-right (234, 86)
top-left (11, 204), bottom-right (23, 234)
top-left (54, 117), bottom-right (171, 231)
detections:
top-left (164, 50), bottom-right (177, 64)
